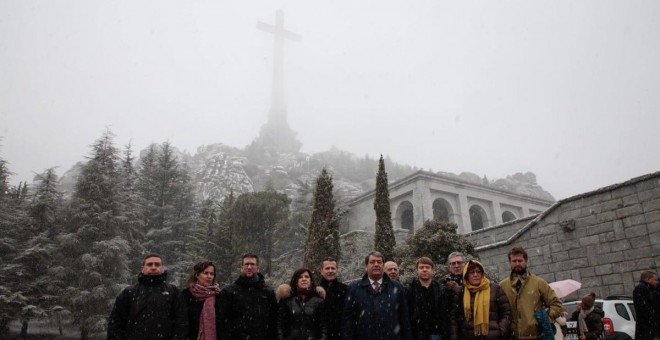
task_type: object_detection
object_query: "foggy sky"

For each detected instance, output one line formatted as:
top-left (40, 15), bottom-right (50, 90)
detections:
top-left (1, 0), bottom-right (659, 200)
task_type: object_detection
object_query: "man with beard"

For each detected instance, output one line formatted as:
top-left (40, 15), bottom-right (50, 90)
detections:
top-left (342, 251), bottom-right (412, 340)
top-left (219, 253), bottom-right (278, 340)
top-left (319, 257), bottom-right (348, 340)
top-left (499, 247), bottom-right (562, 340)
top-left (107, 254), bottom-right (188, 340)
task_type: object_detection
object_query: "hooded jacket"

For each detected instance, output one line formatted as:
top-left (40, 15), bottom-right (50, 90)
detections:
top-left (107, 271), bottom-right (188, 340)
top-left (499, 271), bottom-right (562, 340)
top-left (219, 273), bottom-right (278, 340)
top-left (276, 284), bottom-right (327, 340)
top-left (454, 261), bottom-right (511, 340)
top-left (342, 274), bottom-right (412, 340)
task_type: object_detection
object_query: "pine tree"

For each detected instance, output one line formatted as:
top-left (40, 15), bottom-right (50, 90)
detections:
top-left (58, 129), bottom-right (132, 339)
top-left (117, 143), bottom-right (145, 267)
top-left (30, 168), bottom-right (62, 239)
top-left (304, 168), bottom-right (340, 276)
top-left (0, 154), bottom-right (32, 333)
top-left (138, 142), bottom-right (196, 284)
top-left (12, 168), bottom-right (63, 335)
top-left (374, 155), bottom-right (396, 261)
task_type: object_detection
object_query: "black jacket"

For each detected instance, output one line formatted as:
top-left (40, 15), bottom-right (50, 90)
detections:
top-left (107, 272), bottom-right (188, 340)
top-left (181, 288), bottom-right (222, 340)
top-left (633, 280), bottom-right (659, 340)
top-left (277, 287), bottom-right (327, 340)
top-left (342, 274), bottom-right (412, 340)
top-left (219, 273), bottom-right (278, 340)
top-left (319, 278), bottom-right (347, 340)
top-left (406, 279), bottom-right (452, 340)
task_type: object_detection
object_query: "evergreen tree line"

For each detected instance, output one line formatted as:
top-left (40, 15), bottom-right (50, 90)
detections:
top-left (0, 131), bottom-right (473, 338)
top-left (0, 129), bottom-right (338, 338)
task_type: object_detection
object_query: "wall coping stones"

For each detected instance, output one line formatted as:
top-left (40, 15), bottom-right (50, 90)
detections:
top-left (474, 171), bottom-right (660, 252)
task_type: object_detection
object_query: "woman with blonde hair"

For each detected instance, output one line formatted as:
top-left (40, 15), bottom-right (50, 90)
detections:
top-left (453, 259), bottom-right (511, 340)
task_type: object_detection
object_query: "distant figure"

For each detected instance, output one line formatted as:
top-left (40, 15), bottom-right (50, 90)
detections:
top-left (319, 257), bottom-right (347, 340)
top-left (454, 259), bottom-right (511, 340)
top-left (633, 271), bottom-right (659, 340)
top-left (107, 254), bottom-right (188, 340)
top-left (445, 252), bottom-right (467, 294)
top-left (499, 247), bottom-right (562, 340)
top-left (276, 268), bottom-right (327, 340)
top-left (569, 293), bottom-right (603, 340)
top-left (181, 261), bottom-right (221, 340)
top-left (406, 257), bottom-right (452, 340)
top-left (342, 251), bottom-right (411, 340)
top-left (384, 261), bottom-right (400, 281)
top-left (219, 253), bottom-right (278, 340)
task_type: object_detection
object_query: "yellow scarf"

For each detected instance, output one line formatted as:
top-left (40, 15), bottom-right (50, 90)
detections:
top-left (462, 261), bottom-right (491, 336)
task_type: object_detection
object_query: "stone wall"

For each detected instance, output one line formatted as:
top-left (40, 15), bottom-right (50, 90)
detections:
top-left (465, 172), bottom-right (660, 299)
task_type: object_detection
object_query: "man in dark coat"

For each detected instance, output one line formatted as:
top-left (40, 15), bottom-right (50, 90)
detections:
top-left (219, 252), bottom-right (278, 340)
top-left (406, 257), bottom-right (452, 340)
top-left (444, 252), bottom-right (466, 294)
top-left (107, 254), bottom-right (188, 340)
top-left (633, 270), bottom-right (659, 340)
top-left (319, 257), bottom-right (347, 340)
top-left (342, 251), bottom-right (412, 340)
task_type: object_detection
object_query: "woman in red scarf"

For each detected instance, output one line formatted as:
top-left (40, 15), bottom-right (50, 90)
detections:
top-left (182, 261), bottom-right (222, 340)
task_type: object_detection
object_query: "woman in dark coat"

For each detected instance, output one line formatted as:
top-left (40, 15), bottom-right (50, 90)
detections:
top-left (454, 259), bottom-right (511, 340)
top-left (276, 268), bottom-right (327, 340)
top-left (570, 293), bottom-right (604, 340)
top-left (181, 261), bottom-right (222, 340)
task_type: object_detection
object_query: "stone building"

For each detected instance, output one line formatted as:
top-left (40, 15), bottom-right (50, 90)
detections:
top-left (465, 171), bottom-right (660, 298)
top-left (345, 170), bottom-right (554, 236)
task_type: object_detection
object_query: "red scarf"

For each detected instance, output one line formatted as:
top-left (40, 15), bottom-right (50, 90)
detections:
top-left (189, 283), bottom-right (220, 340)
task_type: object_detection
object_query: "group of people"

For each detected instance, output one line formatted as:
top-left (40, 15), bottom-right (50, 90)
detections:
top-left (105, 246), bottom-right (658, 340)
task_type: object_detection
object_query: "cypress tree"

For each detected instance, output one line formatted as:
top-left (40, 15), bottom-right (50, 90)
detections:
top-left (303, 168), bottom-right (340, 275)
top-left (374, 155), bottom-right (396, 261)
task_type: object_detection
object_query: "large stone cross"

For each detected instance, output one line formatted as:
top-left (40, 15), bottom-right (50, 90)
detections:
top-left (257, 10), bottom-right (301, 124)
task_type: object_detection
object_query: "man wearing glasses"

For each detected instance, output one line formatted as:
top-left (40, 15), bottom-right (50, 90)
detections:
top-left (219, 253), bottom-right (278, 340)
top-left (445, 251), bottom-right (467, 294)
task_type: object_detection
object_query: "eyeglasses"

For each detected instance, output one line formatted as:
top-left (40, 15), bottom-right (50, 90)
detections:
top-left (242, 263), bottom-right (258, 267)
top-left (449, 261), bottom-right (464, 266)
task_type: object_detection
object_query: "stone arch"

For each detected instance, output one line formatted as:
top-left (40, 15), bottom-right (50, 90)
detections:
top-left (469, 205), bottom-right (488, 231)
top-left (502, 210), bottom-right (517, 223)
top-left (395, 201), bottom-right (414, 232)
top-left (432, 198), bottom-right (453, 223)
